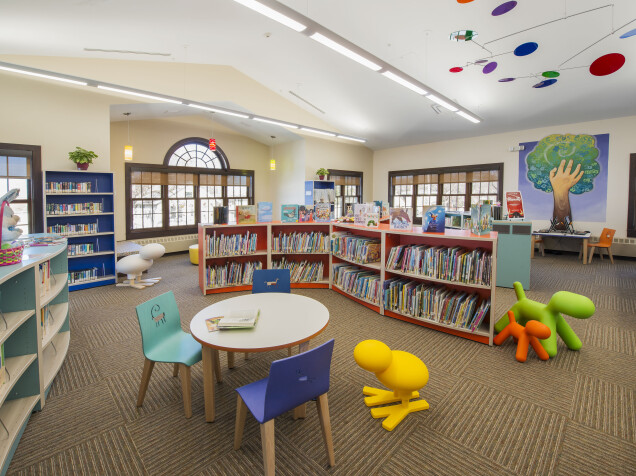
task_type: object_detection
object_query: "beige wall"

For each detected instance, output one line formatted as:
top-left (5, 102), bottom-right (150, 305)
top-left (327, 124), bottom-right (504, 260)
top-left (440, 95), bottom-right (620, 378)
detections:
top-left (374, 115), bottom-right (636, 237)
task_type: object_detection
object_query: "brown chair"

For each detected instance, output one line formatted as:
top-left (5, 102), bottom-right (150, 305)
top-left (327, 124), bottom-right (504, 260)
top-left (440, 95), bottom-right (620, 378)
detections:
top-left (588, 228), bottom-right (616, 264)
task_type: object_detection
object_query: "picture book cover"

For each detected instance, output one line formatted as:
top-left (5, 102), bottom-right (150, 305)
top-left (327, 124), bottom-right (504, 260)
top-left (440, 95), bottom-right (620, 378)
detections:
top-left (471, 203), bottom-right (492, 235)
top-left (422, 206), bottom-right (446, 233)
top-left (505, 191), bottom-right (525, 218)
top-left (257, 202), bottom-right (273, 222)
top-left (389, 207), bottom-right (413, 230)
top-left (374, 200), bottom-right (390, 220)
top-left (236, 205), bottom-right (257, 224)
top-left (314, 203), bottom-right (331, 222)
top-left (299, 205), bottom-right (315, 222)
top-left (354, 204), bottom-right (367, 226)
top-left (340, 204), bottom-right (355, 223)
top-left (205, 316), bottom-right (222, 332)
top-left (365, 212), bottom-right (380, 228)
top-left (281, 204), bottom-right (299, 222)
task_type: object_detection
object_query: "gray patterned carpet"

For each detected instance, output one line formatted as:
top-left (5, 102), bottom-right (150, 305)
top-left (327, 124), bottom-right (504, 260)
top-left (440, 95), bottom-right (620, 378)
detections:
top-left (8, 252), bottom-right (636, 475)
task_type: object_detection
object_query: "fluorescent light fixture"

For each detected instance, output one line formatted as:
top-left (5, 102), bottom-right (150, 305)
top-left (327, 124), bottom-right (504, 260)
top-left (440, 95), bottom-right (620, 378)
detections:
top-left (337, 135), bottom-right (366, 143)
top-left (0, 65), bottom-right (88, 86)
top-left (252, 117), bottom-right (299, 129)
top-left (456, 111), bottom-right (481, 123)
top-left (188, 103), bottom-right (250, 118)
top-left (300, 127), bottom-right (336, 137)
top-left (310, 33), bottom-right (382, 72)
top-left (381, 71), bottom-right (428, 95)
top-left (97, 85), bottom-right (182, 104)
top-left (426, 94), bottom-right (458, 112)
top-left (231, 0), bottom-right (307, 32)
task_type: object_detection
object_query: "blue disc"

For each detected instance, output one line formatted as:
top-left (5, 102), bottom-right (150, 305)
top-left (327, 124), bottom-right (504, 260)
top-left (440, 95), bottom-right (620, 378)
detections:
top-left (619, 28), bottom-right (636, 39)
top-left (514, 42), bottom-right (538, 56)
top-left (499, 78), bottom-right (515, 82)
top-left (533, 79), bottom-right (557, 88)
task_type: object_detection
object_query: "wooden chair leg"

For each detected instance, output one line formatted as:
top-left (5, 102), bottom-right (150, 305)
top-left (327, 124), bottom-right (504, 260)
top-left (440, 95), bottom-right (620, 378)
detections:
top-left (540, 242), bottom-right (545, 257)
top-left (260, 419), bottom-right (276, 476)
top-left (316, 393), bottom-right (335, 467)
top-left (179, 363), bottom-right (192, 418)
top-left (137, 358), bottom-right (155, 407)
top-left (588, 246), bottom-right (595, 263)
top-left (228, 351), bottom-right (235, 369)
top-left (234, 395), bottom-right (248, 450)
top-left (608, 247), bottom-right (614, 264)
top-left (172, 363), bottom-right (179, 377)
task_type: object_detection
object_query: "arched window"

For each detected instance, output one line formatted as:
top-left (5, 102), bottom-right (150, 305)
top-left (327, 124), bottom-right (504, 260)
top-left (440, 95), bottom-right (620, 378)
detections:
top-left (164, 138), bottom-right (229, 169)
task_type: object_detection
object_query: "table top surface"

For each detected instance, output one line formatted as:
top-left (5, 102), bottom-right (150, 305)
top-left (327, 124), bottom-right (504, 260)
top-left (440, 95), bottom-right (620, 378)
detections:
top-left (190, 293), bottom-right (329, 352)
top-left (532, 231), bottom-right (591, 238)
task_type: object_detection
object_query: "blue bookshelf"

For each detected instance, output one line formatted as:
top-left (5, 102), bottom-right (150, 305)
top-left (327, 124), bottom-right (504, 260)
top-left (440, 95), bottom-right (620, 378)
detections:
top-left (305, 180), bottom-right (335, 218)
top-left (44, 171), bottom-right (116, 291)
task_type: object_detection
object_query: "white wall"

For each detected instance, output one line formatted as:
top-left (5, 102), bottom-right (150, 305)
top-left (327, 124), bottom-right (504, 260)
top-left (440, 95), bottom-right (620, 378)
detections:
top-left (270, 140), bottom-right (306, 220)
top-left (373, 115), bottom-right (636, 237)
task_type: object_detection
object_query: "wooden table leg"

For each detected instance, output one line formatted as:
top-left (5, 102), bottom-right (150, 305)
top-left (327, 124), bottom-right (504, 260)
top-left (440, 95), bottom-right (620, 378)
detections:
top-left (293, 340), bottom-right (310, 420)
top-left (583, 238), bottom-right (588, 265)
top-left (202, 346), bottom-right (216, 422)
top-left (227, 351), bottom-right (235, 369)
top-left (530, 235), bottom-right (535, 259)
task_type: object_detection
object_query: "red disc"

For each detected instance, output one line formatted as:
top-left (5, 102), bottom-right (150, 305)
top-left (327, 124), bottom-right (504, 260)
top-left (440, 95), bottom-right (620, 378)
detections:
top-left (589, 53), bottom-right (625, 76)
top-left (457, 0), bottom-right (475, 3)
top-left (449, 67), bottom-right (463, 73)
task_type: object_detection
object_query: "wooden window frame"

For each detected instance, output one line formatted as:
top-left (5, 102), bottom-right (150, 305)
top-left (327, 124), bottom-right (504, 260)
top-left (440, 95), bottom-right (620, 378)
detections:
top-left (329, 169), bottom-right (363, 218)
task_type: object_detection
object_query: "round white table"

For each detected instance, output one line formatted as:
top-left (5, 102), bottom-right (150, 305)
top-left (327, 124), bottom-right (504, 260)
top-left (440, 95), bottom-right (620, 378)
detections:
top-left (190, 293), bottom-right (329, 422)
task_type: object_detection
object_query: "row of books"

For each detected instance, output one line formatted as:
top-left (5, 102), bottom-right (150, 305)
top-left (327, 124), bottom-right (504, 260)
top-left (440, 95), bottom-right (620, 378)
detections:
top-left (204, 231), bottom-right (259, 257)
top-left (271, 258), bottom-right (325, 283)
top-left (39, 261), bottom-right (51, 297)
top-left (47, 223), bottom-right (98, 236)
top-left (271, 232), bottom-right (329, 253)
top-left (45, 181), bottom-right (93, 193)
top-left (332, 264), bottom-right (381, 305)
top-left (383, 277), bottom-right (491, 332)
top-left (68, 243), bottom-right (97, 256)
top-left (386, 245), bottom-right (492, 286)
top-left (40, 306), bottom-right (53, 339)
top-left (46, 202), bottom-right (104, 215)
top-left (68, 268), bottom-right (99, 284)
top-left (205, 261), bottom-right (262, 288)
top-left (331, 232), bottom-right (381, 264)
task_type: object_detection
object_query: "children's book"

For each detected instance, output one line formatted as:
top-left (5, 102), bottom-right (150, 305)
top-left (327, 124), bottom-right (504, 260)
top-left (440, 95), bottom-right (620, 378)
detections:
top-left (389, 208), bottom-right (413, 230)
top-left (365, 212), bottom-right (380, 228)
top-left (314, 203), bottom-right (331, 222)
top-left (299, 205), bottom-right (315, 222)
top-left (374, 201), bottom-right (390, 220)
top-left (236, 205), bottom-right (257, 224)
top-left (281, 204), bottom-right (299, 223)
top-left (257, 202), bottom-right (273, 222)
top-left (505, 192), bottom-right (525, 219)
top-left (353, 204), bottom-right (368, 226)
top-left (471, 203), bottom-right (492, 235)
top-left (218, 309), bottom-right (260, 329)
top-left (205, 316), bottom-right (222, 332)
top-left (422, 206), bottom-right (446, 233)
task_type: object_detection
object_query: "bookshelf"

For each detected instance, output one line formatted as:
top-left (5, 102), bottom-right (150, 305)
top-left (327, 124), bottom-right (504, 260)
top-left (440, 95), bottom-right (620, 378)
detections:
top-left (44, 171), bottom-right (116, 291)
top-left (0, 240), bottom-right (69, 476)
top-left (197, 222), bottom-right (497, 345)
top-left (305, 180), bottom-right (335, 218)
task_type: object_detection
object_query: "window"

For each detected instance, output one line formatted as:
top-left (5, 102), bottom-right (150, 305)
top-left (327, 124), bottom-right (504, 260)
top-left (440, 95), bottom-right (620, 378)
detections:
top-left (126, 138), bottom-right (253, 239)
top-left (389, 163), bottom-right (503, 224)
top-left (329, 170), bottom-right (363, 219)
top-left (0, 144), bottom-right (43, 234)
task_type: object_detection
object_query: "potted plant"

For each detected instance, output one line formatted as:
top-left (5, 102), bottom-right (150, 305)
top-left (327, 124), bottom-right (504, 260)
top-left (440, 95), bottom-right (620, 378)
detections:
top-left (68, 147), bottom-right (98, 170)
top-left (315, 168), bottom-right (329, 180)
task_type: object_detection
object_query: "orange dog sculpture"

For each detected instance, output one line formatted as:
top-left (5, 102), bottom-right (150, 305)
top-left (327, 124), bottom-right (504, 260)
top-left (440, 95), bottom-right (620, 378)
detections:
top-left (494, 310), bottom-right (551, 362)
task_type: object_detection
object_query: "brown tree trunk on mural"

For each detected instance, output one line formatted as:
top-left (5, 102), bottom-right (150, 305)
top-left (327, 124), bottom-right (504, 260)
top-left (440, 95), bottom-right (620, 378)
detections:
top-left (549, 159), bottom-right (584, 230)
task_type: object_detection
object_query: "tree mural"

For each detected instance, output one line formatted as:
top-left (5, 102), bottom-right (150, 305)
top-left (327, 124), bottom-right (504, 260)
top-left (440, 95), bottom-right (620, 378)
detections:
top-left (525, 134), bottom-right (600, 228)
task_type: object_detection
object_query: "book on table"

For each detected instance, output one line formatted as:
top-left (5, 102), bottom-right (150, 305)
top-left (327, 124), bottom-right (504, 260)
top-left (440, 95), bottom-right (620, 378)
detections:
top-left (218, 309), bottom-right (260, 329)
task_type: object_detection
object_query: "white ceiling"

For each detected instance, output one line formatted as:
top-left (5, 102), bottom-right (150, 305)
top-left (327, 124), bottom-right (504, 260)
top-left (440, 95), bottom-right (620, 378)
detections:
top-left (1, 0), bottom-right (635, 150)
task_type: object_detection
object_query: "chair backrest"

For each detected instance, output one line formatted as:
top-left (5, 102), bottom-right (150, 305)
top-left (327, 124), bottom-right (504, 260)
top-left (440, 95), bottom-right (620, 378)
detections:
top-left (135, 291), bottom-right (182, 357)
top-left (263, 339), bottom-right (334, 421)
top-left (598, 228), bottom-right (616, 246)
top-left (252, 268), bottom-right (291, 294)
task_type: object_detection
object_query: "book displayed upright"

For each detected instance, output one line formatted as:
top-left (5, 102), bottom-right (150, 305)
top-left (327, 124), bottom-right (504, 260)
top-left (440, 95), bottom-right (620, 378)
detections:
top-left (505, 192), bottom-right (525, 219)
top-left (281, 204), bottom-right (299, 223)
top-left (365, 212), bottom-right (380, 228)
top-left (236, 205), bottom-right (257, 224)
top-left (389, 208), bottom-right (413, 230)
top-left (257, 202), bottom-right (273, 222)
top-left (299, 205), bottom-right (315, 222)
top-left (314, 203), bottom-right (331, 222)
top-left (471, 203), bottom-right (492, 235)
top-left (422, 206), bottom-right (446, 233)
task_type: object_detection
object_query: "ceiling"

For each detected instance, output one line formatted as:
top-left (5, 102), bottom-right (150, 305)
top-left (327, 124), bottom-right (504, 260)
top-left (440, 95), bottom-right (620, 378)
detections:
top-left (1, 0), bottom-right (635, 150)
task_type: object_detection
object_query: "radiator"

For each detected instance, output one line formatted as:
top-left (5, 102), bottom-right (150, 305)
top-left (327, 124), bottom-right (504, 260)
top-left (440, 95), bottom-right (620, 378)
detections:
top-left (133, 234), bottom-right (198, 253)
top-left (539, 235), bottom-right (636, 258)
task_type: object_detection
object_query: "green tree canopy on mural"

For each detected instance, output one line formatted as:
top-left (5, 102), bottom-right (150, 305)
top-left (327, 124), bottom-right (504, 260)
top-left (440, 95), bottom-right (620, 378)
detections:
top-left (526, 134), bottom-right (600, 228)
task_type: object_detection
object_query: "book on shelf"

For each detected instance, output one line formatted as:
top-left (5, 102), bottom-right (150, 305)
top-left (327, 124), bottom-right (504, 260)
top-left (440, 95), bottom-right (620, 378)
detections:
top-left (272, 257), bottom-right (324, 283)
top-left (422, 206), bottom-right (446, 233)
top-left (471, 203), bottom-right (492, 235)
top-left (218, 309), bottom-right (260, 329)
top-left (331, 233), bottom-right (381, 264)
top-left (314, 203), bottom-right (331, 222)
top-left (45, 181), bottom-right (93, 193)
top-left (299, 205), bottom-right (315, 222)
top-left (365, 211), bottom-right (380, 228)
top-left (257, 202), bottom-right (273, 222)
top-left (236, 205), bottom-right (257, 224)
top-left (40, 306), bottom-right (52, 337)
top-left (332, 263), bottom-right (381, 304)
top-left (281, 204), bottom-right (299, 223)
top-left (374, 200), bottom-right (390, 220)
top-left (205, 230), bottom-right (258, 256)
top-left (39, 261), bottom-right (51, 297)
top-left (272, 231), bottom-right (329, 253)
top-left (206, 261), bottom-right (262, 288)
top-left (389, 208), bottom-right (413, 230)
top-left (353, 203), bottom-right (372, 226)
top-left (505, 192), bottom-right (525, 219)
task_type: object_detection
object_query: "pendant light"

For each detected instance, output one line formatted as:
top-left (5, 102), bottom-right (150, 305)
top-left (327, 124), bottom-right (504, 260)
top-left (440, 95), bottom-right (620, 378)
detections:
top-left (270, 135), bottom-right (276, 170)
top-left (123, 112), bottom-right (133, 161)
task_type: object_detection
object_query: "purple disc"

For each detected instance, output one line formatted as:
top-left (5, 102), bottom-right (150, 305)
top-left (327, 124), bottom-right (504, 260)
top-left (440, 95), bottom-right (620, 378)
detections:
top-left (499, 77), bottom-right (515, 82)
top-left (514, 42), bottom-right (538, 56)
top-left (619, 28), bottom-right (636, 39)
top-left (475, 59), bottom-right (488, 64)
top-left (533, 79), bottom-right (557, 88)
top-left (492, 1), bottom-right (517, 16)
top-left (483, 62), bottom-right (498, 74)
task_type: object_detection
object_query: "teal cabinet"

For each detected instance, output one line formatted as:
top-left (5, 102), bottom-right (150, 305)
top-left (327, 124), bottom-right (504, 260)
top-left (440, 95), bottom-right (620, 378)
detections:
top-left (492, 220), bottom-right (531, 290)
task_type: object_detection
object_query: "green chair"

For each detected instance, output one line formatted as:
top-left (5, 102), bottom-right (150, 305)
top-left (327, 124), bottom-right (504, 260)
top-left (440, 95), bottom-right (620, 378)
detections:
top-left (135, 291), bottom-right (202, 418)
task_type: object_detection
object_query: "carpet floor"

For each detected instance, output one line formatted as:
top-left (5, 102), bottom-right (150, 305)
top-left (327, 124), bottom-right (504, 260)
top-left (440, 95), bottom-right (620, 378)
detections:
top-left (7, 252), bottom-right (636, 475)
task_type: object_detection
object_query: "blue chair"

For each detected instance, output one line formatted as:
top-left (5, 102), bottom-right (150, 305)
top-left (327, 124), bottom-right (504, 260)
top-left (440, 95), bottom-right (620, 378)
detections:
top-left (234, 339), bottom-right (336, 475)
top-left (252, 268), bottom-right (291, 294)
top-left (135, 291), bottom-right (202, 418)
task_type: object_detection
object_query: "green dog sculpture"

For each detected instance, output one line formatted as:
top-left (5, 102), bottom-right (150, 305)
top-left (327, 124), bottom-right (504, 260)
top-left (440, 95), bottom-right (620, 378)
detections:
top-left (494, 282), bottom-right (595, 357)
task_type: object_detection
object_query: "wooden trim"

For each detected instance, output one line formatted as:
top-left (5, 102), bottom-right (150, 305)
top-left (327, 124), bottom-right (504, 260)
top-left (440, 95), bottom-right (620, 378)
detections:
top-left (163, 137), bottom-right (230, 170)
top-left (628, 153), bottom-right (636, 238)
